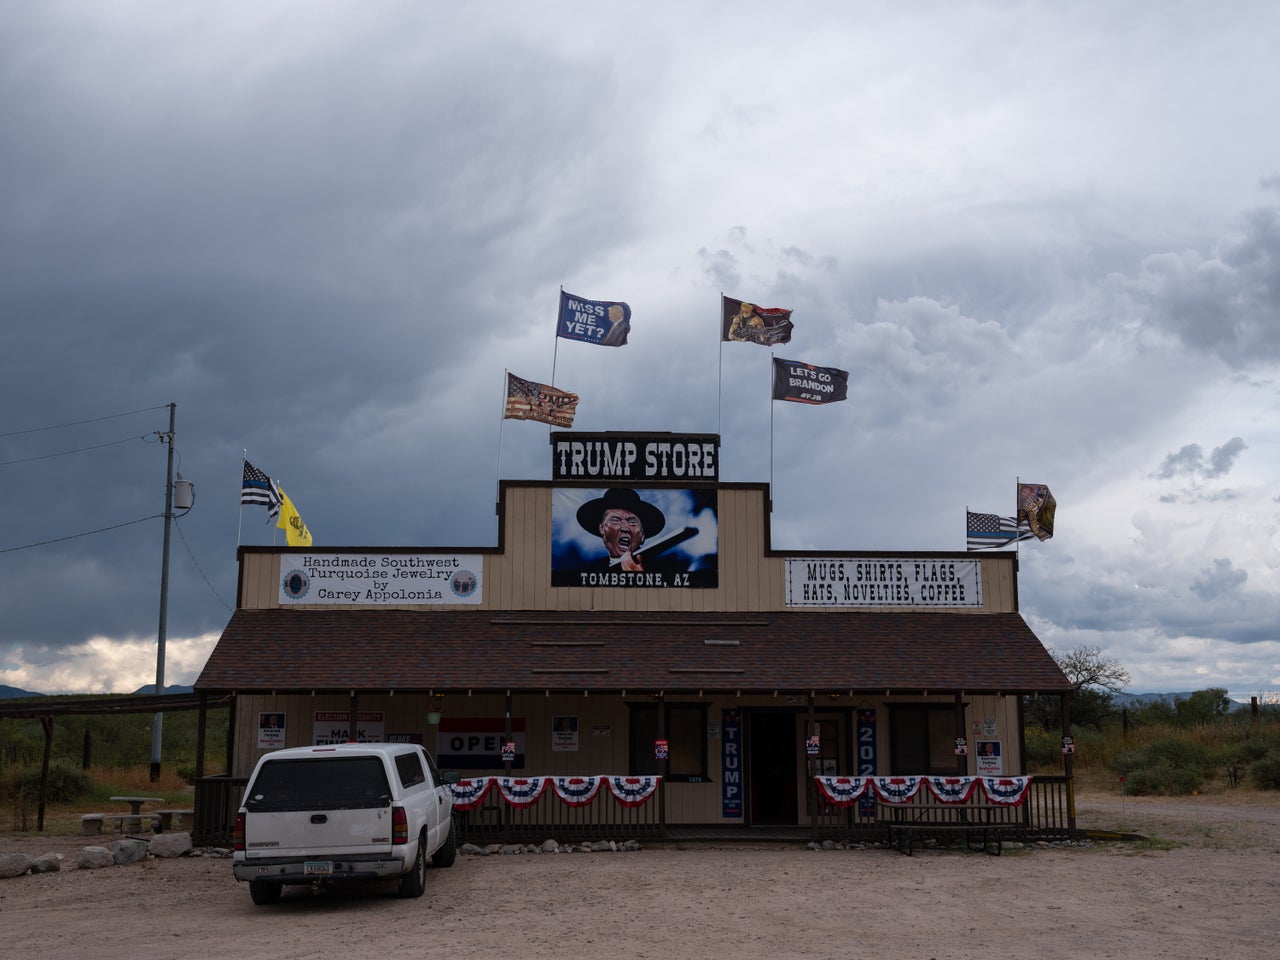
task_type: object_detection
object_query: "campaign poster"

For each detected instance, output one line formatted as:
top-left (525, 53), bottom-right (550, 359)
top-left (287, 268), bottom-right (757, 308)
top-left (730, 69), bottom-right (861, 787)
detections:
top-left (258, 712), bottom-right (285, 749)
top-left (551, 487), bottom-right (718, 588)
top-left (976, 740), bottom-right (1003, 774)
top-left (552, 715), bottom-right (579, 752)
top-left (313, 711), bottom-right (385, 745)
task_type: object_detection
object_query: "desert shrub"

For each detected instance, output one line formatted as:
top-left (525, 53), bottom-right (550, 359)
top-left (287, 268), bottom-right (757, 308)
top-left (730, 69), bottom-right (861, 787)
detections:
top-left (1112, 735), bottom-right (1213, 795)
top-left (1250, 753), bottom-right (1280, 790)
top-left (1023, 726), bottom-right (1060, 770)
top-left (1121, 761), bottom-right (1204, 796)
top-left (4, 761), bottom-right (92, 803)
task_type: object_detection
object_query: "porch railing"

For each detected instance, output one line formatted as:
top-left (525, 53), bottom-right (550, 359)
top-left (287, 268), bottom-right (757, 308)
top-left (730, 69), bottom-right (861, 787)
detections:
top-left (192, 775), bottom-right (248, 847)
top-left (455, 787), bottom-right (663, 845)
top-left (811, 775), bottom-right (1075, 842)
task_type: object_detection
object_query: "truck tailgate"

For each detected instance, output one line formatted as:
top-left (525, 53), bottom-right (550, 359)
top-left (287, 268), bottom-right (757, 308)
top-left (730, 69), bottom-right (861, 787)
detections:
top-left (242, 807), bottom-right (396, 858)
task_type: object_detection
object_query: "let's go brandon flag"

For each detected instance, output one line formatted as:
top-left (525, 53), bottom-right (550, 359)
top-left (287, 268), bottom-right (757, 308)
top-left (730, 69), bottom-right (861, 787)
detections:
top-left (504, 372), bottom-right (579, 428)
top-left (771, 358), bottom-right (848, 404)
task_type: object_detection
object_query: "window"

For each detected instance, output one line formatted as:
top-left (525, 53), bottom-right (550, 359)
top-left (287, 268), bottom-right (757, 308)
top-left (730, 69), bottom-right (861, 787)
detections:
top-left (628, 703), bottom-right (709, 782)
top-left (394, 751), bottom-right (426, 788)
top-left (888, 704), bottom-right (961, 775)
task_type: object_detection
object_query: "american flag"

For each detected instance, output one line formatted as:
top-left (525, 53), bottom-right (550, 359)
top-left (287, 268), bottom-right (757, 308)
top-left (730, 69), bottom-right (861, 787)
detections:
top-left (241, 460), bottom-right (281, 517)
top-left (503, 372), bottom-right (579, 428)
top-left (966, 511), bottom-right (1032, 550)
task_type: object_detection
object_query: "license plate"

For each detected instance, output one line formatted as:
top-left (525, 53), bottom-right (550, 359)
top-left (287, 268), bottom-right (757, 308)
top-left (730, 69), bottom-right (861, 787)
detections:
top-left (303, 861), bottom-right (333, 876)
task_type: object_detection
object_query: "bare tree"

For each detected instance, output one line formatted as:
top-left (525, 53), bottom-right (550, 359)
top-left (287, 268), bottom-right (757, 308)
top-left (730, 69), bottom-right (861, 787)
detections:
top-left (1054, 645), bottom-right (1131, 694)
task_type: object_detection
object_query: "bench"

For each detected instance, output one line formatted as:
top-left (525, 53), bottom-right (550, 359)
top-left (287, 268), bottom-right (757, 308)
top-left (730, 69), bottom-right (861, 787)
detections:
top-left (105, 814), bottom-right (156, 835)
top-left (886, 804), bottom-right (1009, 856)
top-left (81, 813), bottom-right (106, 835)
top-left (153, 809), bottom-right (195, 832)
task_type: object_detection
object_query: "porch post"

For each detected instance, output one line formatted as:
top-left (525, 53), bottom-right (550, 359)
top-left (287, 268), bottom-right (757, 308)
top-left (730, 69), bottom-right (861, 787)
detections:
top-left (1061, 691), bottom-right (1076, 836)
top-left (657, 692), bottom-right (667, 835)
top-left (953, 693), bottom-right (966, 775)
top-left (38, 715), bottom-right (54, 831)
top-left (195, 692), bottom-right (208, 779)
top-left (807, 693), bottom-right (817, 840)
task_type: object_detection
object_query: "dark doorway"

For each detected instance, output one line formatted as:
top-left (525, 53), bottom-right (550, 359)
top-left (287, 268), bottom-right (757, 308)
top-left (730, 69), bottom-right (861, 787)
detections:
top-left (748, 712), bottom-right (797, 824)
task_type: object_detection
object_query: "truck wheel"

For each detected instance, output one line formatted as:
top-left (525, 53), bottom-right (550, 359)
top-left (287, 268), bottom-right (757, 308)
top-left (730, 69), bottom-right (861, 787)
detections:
top-left (398, 834), bottom-right (427, 898)
top-left (433, 818), bottom-right (457, 868)
top-left (249, 880), bottom-right (282, 906)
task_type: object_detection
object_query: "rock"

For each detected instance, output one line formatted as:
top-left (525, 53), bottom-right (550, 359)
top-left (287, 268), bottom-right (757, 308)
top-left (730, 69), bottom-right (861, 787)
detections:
top-left (0, 853), bottom-right (33, 879)
top-left (621, 840), bottom-right (641, 852)
top-left (78, 846), bottom-right (114, 870)
top-left (149, 832), bottom-right (193, 858)
top-left (459, 842), bottom-right (485, 856)
top-left (113, 838), bottom-right (149, 865)
top-left (589, 840), bottom-right (612, 853)
top-left (31, 853), bottom-right (63, 874)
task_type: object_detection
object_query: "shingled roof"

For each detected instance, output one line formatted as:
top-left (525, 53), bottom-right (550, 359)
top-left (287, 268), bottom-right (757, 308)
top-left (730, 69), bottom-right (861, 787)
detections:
top-left (196, 609), bottom-right (1071, 696)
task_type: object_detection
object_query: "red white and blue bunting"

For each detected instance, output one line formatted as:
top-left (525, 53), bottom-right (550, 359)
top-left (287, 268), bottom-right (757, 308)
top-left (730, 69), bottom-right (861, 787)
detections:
top-left (814, 775), bottom-right (1032, 807)
top-left (924, 776), bottom-right (979, 804)
top-left (815, 776), bottom-right (873, 805)
top-left (495, 776), bottom-right (549, 808)
top-left (871, 776), bottom-right (924, 804)
top-left (551, 776), bottom-right (604, 806)
top-left (449, 777), bottom-right (492, 811)
top-left (979, 776), bottom-right (1033, 806)
top-left (604, 776), bottom-right (661, 807)
top-left (448, 775), bottom-right (661, 809)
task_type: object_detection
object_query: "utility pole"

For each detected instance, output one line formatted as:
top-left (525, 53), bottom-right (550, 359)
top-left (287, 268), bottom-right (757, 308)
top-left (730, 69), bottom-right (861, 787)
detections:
top-left (150, 403), bottom-right (176, 782)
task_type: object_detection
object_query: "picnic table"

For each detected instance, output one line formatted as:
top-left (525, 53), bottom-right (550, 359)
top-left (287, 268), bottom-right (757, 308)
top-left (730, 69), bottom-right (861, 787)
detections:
top-left (110, 796), bottom-right (164, 816)
top-left (107, 796), bottom-right (165, 833)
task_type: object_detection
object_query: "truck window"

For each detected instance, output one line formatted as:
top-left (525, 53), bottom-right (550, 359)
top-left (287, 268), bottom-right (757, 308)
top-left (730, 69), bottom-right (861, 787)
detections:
top-left (395, 751), bottom-right (427, 788)
top-left (246, 757), bottom-right (392, 811)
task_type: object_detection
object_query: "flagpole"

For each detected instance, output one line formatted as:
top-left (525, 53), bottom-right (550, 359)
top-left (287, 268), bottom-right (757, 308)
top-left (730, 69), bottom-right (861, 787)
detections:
top-left (237, 450), bottom-right (247, 547)
top-left (717, 292), bottom-right (723, 436)
top-left (769, 357), bottom-right (775, 513)
top-left (495, 371), bottom-right (508, 515)
top-left (551, 286), bottom-right (562, 388)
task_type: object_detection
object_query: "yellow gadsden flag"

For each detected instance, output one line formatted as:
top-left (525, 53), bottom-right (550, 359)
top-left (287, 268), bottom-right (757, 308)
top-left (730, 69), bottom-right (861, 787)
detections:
top-left (275, 486), bottom-right (313, 547)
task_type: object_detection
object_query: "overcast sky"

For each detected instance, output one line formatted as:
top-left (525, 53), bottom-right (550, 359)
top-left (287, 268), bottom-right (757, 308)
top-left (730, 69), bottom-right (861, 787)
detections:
top-left (3, 2), bottom-right (1280, 700)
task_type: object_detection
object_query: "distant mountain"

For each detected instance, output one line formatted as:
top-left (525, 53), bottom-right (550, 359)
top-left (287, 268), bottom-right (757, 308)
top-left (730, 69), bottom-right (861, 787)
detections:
top-left (131, 684), bottom-right (194, 695)
top-left (0, 684), bottom-right (43, 700)
top-left (1113, 691), bottom-right (1250, 712)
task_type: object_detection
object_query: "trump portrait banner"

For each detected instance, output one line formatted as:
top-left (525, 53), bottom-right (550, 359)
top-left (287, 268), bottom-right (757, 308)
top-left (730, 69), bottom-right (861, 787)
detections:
top-left (558, 290), bottom-right (631, 347)
top-left (551, 486), bottom-right (718, 588)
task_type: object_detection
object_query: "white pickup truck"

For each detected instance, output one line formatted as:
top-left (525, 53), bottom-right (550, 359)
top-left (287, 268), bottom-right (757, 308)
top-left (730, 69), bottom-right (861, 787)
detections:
top-left (232, 742), bottom-right (458, 905)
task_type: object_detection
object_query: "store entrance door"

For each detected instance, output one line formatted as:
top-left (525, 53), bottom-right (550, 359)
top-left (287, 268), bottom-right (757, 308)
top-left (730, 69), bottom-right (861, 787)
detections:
top-left (748, 711), bottom-right (797, 824)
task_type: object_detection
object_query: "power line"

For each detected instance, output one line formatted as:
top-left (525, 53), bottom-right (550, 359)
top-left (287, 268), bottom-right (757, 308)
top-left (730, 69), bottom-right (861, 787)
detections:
top-left (0, 404), bottom-right (170, 439)
top-left (0, 433), bottom-right (152, 467)
top-left (173, 517), bottom-right (232, 612)
top-left (0, 515), bottom-right (163, 554)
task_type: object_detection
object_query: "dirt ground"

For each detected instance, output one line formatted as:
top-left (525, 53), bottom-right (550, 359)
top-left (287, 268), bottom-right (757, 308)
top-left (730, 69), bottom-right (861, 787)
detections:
top-left (2, 790), bottom-right (1278, 960)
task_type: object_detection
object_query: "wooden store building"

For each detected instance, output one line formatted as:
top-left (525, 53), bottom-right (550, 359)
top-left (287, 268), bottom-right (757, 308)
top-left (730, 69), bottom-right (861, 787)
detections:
top-left (192, 432), bottom-right (1076, 848)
